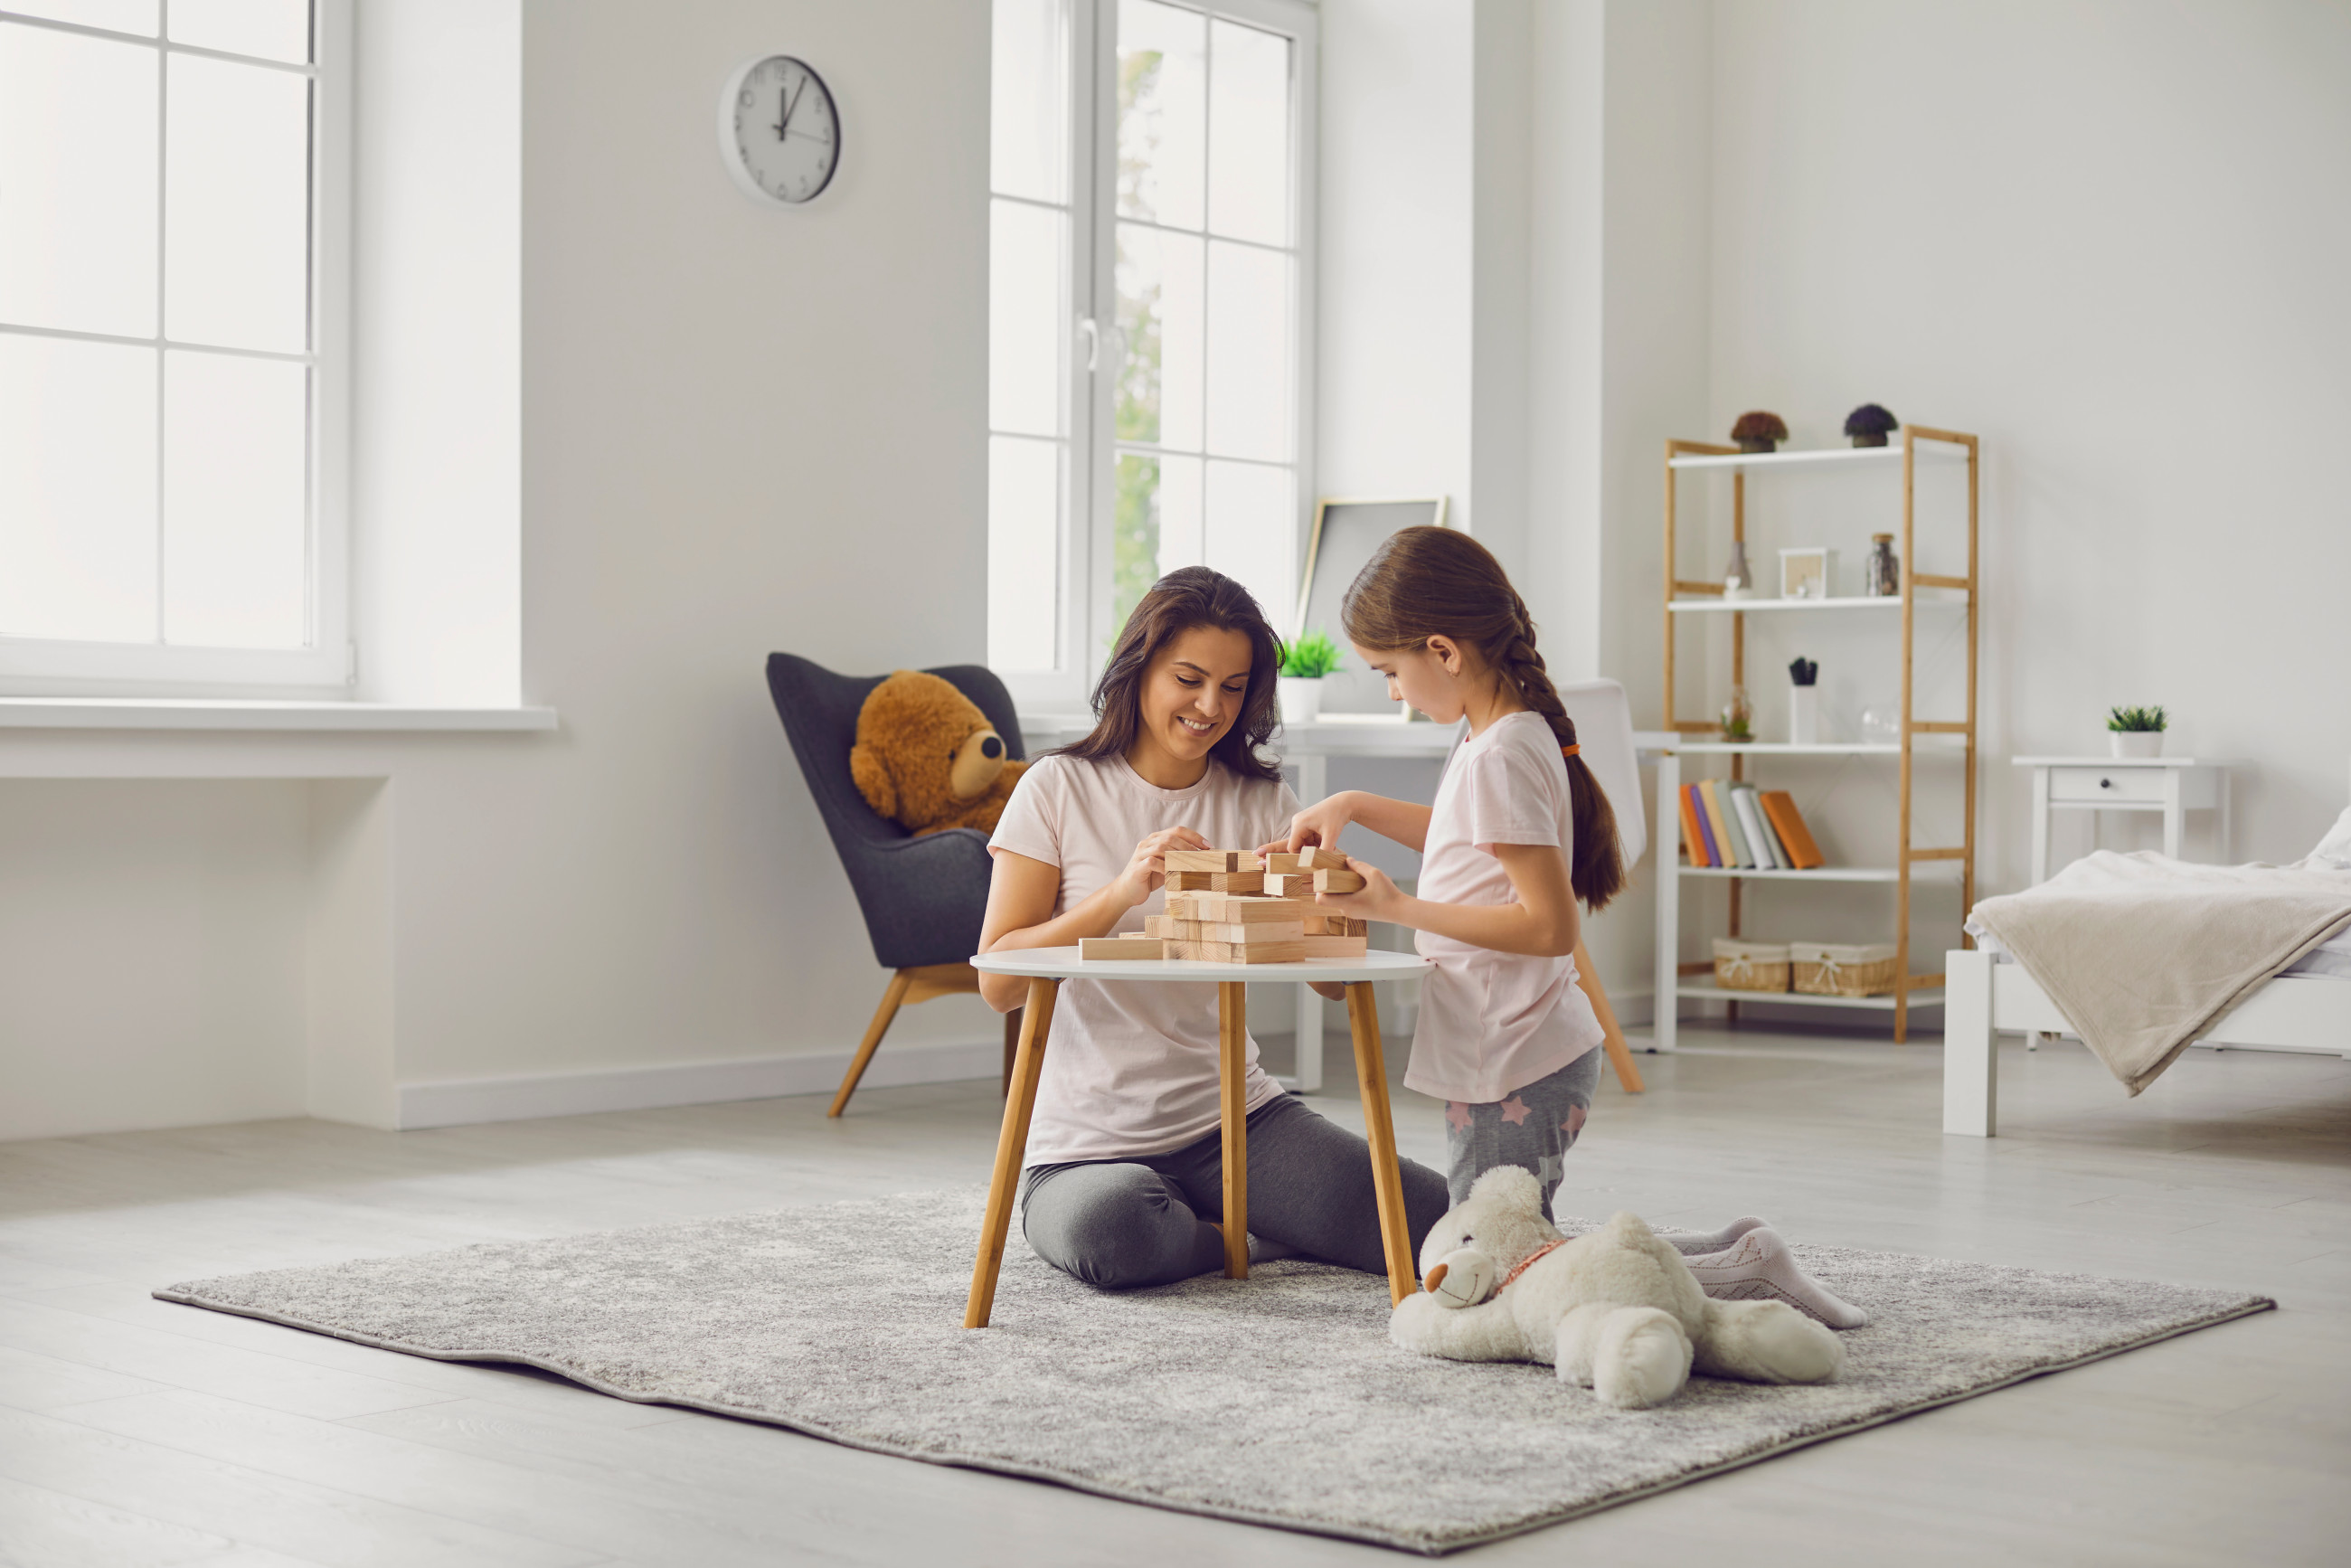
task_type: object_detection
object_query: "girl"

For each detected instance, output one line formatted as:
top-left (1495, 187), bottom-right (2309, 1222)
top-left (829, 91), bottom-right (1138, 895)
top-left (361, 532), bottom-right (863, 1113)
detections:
top-left (976, 566), bottom-right (1452, 1290)
top-left (1275, 526), bottom-right (1619, 1219)
top-left (1279, 527), bottom-right (1867, 1328)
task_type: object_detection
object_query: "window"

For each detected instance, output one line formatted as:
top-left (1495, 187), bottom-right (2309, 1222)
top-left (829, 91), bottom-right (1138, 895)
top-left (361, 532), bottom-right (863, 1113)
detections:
top-left (988, 0), bottom-right (1315, 704)
top-left (0, 0), bottom-right (348, 691)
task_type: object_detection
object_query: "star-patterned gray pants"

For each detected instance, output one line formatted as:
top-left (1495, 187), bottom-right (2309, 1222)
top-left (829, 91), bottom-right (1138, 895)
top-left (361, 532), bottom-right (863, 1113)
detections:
top-left (1442, 1049), bottom-right (1603, 1221)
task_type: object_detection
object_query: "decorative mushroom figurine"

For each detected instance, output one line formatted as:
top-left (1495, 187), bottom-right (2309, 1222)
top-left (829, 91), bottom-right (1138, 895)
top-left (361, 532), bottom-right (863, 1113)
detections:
top-left (1731, 411), bottom-right (1789, 454)
top-left (1843, 403), bottom-right (1898, 448)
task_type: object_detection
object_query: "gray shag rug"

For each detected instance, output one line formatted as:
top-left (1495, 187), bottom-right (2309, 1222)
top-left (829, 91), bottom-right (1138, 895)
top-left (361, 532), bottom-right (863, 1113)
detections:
top-left (156, 1191), bottom-right (2271, 1555)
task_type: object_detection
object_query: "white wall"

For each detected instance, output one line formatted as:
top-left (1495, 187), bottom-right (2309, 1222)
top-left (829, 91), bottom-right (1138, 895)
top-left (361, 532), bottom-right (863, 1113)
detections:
top-left (0, 782), bottom-right (310, 1142)
top-left (1316, 0), bottom-right (1476, 525)
top-left (0, 0), bottom-right (999, 1138)
top-left (1709, 0), bottom-right (2351, 876)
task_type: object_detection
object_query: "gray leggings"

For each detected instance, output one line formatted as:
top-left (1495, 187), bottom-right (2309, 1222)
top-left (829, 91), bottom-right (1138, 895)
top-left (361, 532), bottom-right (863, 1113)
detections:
top-left (1441, 1049), bottom-right (1603, 1220)
top-left (1020, 1093), bottom-right (1452, 1289)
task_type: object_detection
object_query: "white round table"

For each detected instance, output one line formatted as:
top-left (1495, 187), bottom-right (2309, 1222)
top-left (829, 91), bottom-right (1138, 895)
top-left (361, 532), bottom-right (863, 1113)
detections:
top-left (961, 946), bottom-right (1433, 1327)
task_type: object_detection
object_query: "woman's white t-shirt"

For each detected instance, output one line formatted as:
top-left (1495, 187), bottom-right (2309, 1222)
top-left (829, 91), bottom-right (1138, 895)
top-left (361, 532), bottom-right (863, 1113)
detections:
top-left (988, 751), bottom-right (1301, 1165)
top-left (1407, 710), bottom-right (1605, 1104)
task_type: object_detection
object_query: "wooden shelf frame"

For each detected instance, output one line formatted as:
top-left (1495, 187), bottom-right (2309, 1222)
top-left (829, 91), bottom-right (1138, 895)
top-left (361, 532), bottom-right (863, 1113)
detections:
top-left (1657, 426), bottom-right (1980, 1045)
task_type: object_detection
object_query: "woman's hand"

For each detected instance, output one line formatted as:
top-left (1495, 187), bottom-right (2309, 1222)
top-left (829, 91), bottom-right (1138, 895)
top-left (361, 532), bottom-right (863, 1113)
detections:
top-left (1263, 792), bottom-right (1357, 856)
top-left (1109, 825), bottom-right (1213, 909)
top-left (1315, 855), bottom-right (1405, 923)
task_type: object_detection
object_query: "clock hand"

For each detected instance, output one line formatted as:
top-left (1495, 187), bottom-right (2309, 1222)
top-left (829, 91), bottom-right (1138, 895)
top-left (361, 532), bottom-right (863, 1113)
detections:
top-left (779, 75), bottom-right (807, 141)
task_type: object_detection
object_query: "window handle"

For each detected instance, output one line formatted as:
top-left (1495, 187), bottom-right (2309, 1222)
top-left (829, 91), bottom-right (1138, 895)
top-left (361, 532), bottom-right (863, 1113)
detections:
top-left (1078, 316), bottom-right (1100, 372)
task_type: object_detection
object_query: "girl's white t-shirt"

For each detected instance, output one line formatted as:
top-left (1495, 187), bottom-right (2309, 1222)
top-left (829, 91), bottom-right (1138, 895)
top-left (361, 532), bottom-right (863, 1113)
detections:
top-left (1407, 710), bottom-right (1605, 1104)
top-left (988, 751), bottom-right (1300, 1165)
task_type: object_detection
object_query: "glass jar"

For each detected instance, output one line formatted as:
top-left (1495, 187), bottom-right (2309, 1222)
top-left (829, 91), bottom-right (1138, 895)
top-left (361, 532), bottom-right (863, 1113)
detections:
top-left (1865, 533), bottom-right (1900, 597)
top-left (1721, 685), bottom-right (1755, 742)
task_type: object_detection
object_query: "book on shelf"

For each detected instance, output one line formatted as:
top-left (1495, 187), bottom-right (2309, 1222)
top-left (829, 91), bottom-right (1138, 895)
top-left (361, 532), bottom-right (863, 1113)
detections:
top-left (1698, 779), bottom-right (1752, 868)
top-left (1678, 786), bottom-right (1714, 865)
top-left (1687, 786), bottom-right (1722, 865)
top-left (1760, 790), bottom-right (1826, 870)
top-left (1730, 784), bottom-right (1784, 870)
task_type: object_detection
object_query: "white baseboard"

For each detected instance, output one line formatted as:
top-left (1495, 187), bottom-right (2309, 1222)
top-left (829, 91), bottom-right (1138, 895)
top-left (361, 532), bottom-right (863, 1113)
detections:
top-left (397, 1037), bottom-right (1004, 1130)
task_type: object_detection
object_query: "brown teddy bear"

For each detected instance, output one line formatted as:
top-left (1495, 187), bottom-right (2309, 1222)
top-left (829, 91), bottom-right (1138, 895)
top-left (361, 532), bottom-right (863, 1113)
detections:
top-left (849, 670), bottom-right (1028, 836)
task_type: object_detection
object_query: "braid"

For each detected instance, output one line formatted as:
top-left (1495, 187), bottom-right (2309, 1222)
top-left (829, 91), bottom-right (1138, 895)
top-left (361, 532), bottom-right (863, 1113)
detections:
top-left (1500, 610), bottom-right (1625, 913)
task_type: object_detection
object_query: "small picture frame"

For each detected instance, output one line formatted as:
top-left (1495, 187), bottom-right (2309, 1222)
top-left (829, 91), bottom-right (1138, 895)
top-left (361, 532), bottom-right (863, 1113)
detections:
top-left (1779, 546), bottom-right (1838, 601)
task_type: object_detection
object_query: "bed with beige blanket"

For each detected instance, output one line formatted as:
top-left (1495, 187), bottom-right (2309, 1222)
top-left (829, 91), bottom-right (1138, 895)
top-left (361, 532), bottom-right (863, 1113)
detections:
top-left (1942, 787), bottom-right (2351, 1137)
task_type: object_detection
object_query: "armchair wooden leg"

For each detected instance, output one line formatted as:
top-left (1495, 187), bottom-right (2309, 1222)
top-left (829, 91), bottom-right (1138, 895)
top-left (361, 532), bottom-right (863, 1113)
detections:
top-left (1346, 982), bottom-right (1417, 1306)
top-left (1573, 935), bottom-right (1645, 1093)
top-left (967, 978), bottom-right (1058, 1327)
top-left (1001, 1006), bottom-right (1023, 1098)
top-left (829, 970), bottom-right (913, 1119)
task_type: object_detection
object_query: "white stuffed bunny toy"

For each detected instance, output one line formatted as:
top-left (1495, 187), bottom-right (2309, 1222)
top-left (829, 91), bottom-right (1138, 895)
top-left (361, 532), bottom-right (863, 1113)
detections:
top-left (1391, 1167), bottom-right (1846, 1409)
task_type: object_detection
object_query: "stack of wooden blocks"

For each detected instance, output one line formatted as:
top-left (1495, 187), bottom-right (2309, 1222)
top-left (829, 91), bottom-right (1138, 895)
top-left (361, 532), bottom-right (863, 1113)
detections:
top-left (1080, 848), bottom-right (1371, 963)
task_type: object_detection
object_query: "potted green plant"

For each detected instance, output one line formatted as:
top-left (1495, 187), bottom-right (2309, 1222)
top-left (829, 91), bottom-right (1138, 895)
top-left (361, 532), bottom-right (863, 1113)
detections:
top-left (2108, 704), bottom-right (2167, 759)
top-left (1276, 629), bottom-right (1344, 723)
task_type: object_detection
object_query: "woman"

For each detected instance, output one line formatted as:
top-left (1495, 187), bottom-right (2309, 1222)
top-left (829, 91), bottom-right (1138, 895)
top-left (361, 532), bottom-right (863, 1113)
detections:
top-left (978, 567), bottom-right (1450, 1288)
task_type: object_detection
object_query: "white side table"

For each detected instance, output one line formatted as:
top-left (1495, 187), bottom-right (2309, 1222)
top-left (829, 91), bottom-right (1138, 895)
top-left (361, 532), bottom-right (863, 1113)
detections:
top-left (2012, 756), bottom-right (2232, 885)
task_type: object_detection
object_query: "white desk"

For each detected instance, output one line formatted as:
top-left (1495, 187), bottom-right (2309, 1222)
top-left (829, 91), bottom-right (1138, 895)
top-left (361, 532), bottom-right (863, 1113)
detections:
top-left (1021, 713), bottom-right (1459, 1093)
top-left (2012, 756), bottom-right (2232, 884)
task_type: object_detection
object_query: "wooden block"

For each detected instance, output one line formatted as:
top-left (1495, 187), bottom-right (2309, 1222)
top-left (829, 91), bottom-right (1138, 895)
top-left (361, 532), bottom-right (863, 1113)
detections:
top-left (1162, 850), bottom-right (1238, 873)
top-left (1260, 874), bottom-right (1308, 898)
top-left (1298, 935), bottom-right (1370, 958)
top-left (1293, 846), bottom-right (1351, 871)
top-left (1164, 870), bottom-right (1265, 893)
top-left (1164, 849), bottom-right (1263, 874)
top-left (1313, 868), bottom-right (1366, 894)
top-left (1168, 920), bottom-right (1308, 943)
top-left (1081, 937), bottom-right (1169, 960)
top-left (1165, 892), bottom-right (1309, 921)
top-left (1300, 912), bottom-right (1370, 935)
top-left (1166, 940), bottom-right (1308, 963)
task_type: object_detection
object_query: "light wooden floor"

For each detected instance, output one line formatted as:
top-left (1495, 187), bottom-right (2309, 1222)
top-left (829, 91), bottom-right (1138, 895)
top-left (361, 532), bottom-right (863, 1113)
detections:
top-left (4, 1024), bottom-right (2348, 1568)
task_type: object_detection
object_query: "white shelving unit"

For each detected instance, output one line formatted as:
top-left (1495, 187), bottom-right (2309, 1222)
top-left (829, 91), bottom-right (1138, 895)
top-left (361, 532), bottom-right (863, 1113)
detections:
top-left (1654, 429), bottom-right (1981, 1047)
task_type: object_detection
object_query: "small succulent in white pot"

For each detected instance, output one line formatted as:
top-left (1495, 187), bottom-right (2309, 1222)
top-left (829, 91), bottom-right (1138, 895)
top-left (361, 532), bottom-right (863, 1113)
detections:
top-left (2108, 704), bottom-right (2167, 759)
top-left (1275, 629), bottom-right (1344, 724)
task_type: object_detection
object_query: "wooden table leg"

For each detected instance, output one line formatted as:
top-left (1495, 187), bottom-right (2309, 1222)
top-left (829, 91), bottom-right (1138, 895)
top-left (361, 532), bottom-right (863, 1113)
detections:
top-left (1345, 982), bottom-right (1417, 1306)
top-left (1573, 935), bottom-right (1644, 1093)
top-left (1219, 980), bottom-right (1250, 1280)
top-left (965, 978), bottom-right (1058, 1327)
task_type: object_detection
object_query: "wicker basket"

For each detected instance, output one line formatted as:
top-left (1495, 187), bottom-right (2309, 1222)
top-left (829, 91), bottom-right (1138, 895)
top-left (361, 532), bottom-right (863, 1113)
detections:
top-left (1790, 941), bottom-right (1900, 997)
top-left (1712, 939), bottom-right (1791, 993)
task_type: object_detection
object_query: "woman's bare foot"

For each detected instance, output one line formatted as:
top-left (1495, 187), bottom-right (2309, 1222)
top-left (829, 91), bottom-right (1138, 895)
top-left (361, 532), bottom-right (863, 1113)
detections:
top-left (1685, 1227), bottom-right (1870, 1328)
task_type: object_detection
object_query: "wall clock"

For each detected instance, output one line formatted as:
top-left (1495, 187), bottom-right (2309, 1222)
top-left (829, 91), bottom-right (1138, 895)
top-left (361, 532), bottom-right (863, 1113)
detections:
top-left (719, 54), bottom-right (841, 206)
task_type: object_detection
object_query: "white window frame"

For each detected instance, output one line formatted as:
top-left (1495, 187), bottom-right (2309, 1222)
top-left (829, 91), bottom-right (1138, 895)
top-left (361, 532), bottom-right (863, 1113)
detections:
top-left (997, 0), bottom-right (1317, 715)
top-left (0, 0), bottom-right (353, 695)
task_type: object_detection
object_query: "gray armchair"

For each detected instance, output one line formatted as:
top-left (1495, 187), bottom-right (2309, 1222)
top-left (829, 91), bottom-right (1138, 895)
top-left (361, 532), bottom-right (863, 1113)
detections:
top-left (765, 653), bottom-right (1030, 1115)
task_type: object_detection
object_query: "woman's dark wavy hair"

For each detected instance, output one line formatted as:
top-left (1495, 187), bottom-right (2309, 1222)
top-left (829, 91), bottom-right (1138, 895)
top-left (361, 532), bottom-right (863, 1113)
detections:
top-left (1054, 566), bottom-right (1283, 783)
top-left (1341, 526), bottom-right (1628, 911)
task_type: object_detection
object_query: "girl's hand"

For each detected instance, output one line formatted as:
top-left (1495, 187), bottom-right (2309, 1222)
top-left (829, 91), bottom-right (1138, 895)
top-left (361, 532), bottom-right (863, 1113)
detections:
top-left (1109, 826), bottom-right (1213, 909)
top-left (1317, 855), bottom-right (1404, 923)
top-left (1264, 792), bottom-right (1356, 856)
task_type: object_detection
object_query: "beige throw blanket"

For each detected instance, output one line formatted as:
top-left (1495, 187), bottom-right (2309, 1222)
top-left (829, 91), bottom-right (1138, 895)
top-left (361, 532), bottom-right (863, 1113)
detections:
top-left (1969, 852), bottom-right (2351, 1096)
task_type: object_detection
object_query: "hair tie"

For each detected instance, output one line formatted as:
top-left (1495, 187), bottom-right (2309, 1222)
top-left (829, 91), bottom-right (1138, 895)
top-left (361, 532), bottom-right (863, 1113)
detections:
top-left (1561, 745), bottom-right (1581, 759)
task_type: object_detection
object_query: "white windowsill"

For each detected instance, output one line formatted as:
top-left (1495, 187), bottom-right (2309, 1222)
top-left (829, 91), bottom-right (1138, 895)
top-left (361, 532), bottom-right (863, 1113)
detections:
top-left (0, 699), bottom-right (559, 732)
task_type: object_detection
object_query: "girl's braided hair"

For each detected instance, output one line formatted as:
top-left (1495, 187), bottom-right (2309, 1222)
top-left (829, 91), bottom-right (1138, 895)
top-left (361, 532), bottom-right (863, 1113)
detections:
top-left (1340, 526), bottom-right (1627, 911)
